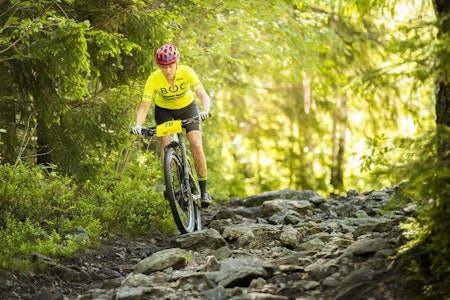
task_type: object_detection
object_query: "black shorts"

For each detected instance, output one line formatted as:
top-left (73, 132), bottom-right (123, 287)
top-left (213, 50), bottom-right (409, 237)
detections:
top-left (155, 101), bottom-right (200, 133)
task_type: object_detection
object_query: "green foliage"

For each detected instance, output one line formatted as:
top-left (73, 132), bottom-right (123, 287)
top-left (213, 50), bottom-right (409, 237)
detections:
top-left (1, 164), bottom-right (75, 231)
top-left (0, 0), bottom-right (437, 196)
top-left (0, 4), bottom-right (448, 299)
top-left (89, 150), bottom-right (177, 235)
top-left (372, 130), bottom-right (450, 298)
top-left (359, 134), bottom-right (395, 178)
top-left (47, 86), bottom-right (140, 179)
top-left (0, 0), bottom-right (171, 175)
top-left (0, 164), bottom-right (85, 269)
top-left (150, 0), bottom-right (435, 195)
top-left (360, 131), bottom-right (437, 189)
top-left (400, 163), bottom-right (450, 298)
top-left (0, 158), bottom-right (177, 271)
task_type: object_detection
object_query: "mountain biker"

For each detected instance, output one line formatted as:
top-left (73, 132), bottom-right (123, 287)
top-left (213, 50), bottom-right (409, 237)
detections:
top-left (132, 44), bottom-right (212, 208)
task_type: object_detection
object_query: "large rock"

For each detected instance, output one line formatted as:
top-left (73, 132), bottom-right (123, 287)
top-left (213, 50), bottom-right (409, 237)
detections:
top-left (133, 248), bottom-right (191, 274)
top-left (39, 188), bottom-right (406, 300)
top-left (174, 228), bottom-right (228, 250)
top-left (215, 257), bottom-right (275, 288)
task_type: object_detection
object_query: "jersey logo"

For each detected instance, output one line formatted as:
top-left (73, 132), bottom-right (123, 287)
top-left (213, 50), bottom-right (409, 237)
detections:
top-left (160, 83), bottom-right (187, 95)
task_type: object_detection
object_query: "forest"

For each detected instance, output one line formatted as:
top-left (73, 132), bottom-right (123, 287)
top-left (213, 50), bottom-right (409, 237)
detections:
top-left (0, 0), bottom-right (449, 298)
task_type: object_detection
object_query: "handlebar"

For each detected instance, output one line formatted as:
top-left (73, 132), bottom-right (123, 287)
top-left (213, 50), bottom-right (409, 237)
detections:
top-left (131, 113), bottom-right (211, 137)
top-left (140, 127), bottom-right (156, 137)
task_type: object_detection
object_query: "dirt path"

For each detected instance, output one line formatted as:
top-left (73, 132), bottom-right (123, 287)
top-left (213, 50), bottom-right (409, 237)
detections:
top-left (0, 189), bottom-right (415, 300)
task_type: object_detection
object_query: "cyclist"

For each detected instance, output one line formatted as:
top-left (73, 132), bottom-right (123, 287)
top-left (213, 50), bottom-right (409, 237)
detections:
top-left (132, 44), bottom-right (212, 208)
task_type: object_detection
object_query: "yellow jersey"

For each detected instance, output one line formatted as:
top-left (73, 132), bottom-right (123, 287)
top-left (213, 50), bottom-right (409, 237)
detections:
top-left (142, 65), bottom-right (202, 110)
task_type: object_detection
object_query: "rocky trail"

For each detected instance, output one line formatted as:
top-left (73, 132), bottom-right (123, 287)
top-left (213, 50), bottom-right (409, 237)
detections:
top-left (1, 188), bottom-right (415, 300)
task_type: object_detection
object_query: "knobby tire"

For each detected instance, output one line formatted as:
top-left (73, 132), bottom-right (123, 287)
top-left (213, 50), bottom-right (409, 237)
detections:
top-left (164, 147), bottom-right (196, 234)
top-left (187, 161), bottom-right (202, 231)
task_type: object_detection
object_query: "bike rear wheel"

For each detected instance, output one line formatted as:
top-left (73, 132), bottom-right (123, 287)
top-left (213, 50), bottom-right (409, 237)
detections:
top-left (164, 147), bottom-right (196, 234)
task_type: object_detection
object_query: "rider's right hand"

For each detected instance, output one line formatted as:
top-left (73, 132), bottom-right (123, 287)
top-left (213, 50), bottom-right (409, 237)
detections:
top-left (132, 125), bottom-right (142, 134)
top-left (199, 111), bottom-right (210, 121)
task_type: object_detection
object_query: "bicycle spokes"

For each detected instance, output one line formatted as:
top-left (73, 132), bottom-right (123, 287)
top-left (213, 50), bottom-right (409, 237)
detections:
top-left (135, 116), bottom-right (207, 235)
top-left (164, 147), bottom-right (197, 234)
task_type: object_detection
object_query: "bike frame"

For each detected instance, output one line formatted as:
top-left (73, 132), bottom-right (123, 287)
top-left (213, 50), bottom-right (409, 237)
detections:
top-left (165, 129), bottom-right (202, 232)
top-left (133, 115), bottom-right (204, 233)
top-left (166, 133), bottom-right (194, 201)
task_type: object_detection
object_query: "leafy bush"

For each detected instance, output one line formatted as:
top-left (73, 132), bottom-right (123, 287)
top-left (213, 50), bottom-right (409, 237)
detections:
top-left (83, 150), bottom-right (177, 235)
top-left (0, 164), bottom-right (85, 269)
top-left (373, 131), bottom-right (450, 298)
top-left (0, 154), bottom-right (176, 271)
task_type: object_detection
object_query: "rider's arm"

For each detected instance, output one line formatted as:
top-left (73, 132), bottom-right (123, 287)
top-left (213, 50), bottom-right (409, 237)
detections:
top-left (135, 100), bottom-right (152, 126)
top-left (195, 86), bottom-right (211, 113)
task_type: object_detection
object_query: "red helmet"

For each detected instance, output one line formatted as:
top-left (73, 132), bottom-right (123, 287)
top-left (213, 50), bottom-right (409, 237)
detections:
top-left (154, 44), bottom-right (180, 65)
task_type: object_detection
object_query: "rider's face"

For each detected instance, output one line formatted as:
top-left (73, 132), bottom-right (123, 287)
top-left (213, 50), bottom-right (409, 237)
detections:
top-left (158, 63), bottom-right (177, 80)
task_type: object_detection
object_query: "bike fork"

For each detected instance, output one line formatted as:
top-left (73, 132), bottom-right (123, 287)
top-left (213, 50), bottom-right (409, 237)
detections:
top-left (178, 138), bottom-right (202, 231)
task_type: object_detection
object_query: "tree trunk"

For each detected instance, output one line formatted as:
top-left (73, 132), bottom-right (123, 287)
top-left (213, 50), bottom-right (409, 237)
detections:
top-left (331, 93), bottom-right (347, 191)
top-left (331, 97), bottom-right (339, 187)
top-left (433, 0), bottom-right (450, 161)
top-left (435, 82), bottom-right (450, 160)
top-left (0, 98), bottom-right (17, 164)
top-left (337, 94), bottom-right (347, 188)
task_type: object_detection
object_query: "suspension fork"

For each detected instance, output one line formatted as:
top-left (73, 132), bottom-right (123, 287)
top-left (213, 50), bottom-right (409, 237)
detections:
top-left (167, 134), bottom-right (190, 186)
top-left (178, 137), bottom-right (190, 185)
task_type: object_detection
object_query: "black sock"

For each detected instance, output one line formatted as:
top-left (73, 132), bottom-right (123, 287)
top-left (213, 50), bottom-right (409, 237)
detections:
top-left (198, 179), bottom-right (207, 194)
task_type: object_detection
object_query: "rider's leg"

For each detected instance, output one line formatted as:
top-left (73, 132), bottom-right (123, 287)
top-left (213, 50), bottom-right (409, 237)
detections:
top-left (159, 136), bottom-right (171, 165)
top-left (160, 136), bottom-right (171, 199)
top-left (187, 130), bottom-right (211, 207)
top-left (187, 130), bottom-right (207, 179)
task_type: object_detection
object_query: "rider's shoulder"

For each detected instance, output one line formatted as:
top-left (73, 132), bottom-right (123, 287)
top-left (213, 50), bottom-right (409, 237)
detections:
top-left (148, 69), bottom-right (163, 78)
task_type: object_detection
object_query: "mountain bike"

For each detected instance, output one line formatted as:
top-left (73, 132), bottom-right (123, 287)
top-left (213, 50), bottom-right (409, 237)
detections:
top-left (134, 116), bottom-right (204, 234)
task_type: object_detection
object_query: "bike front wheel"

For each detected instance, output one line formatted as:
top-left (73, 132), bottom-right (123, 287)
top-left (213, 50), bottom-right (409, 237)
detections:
top-left (187, 160), bottom-right (202, 231)
top-left (164, 147), bottom-right (196, 234)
